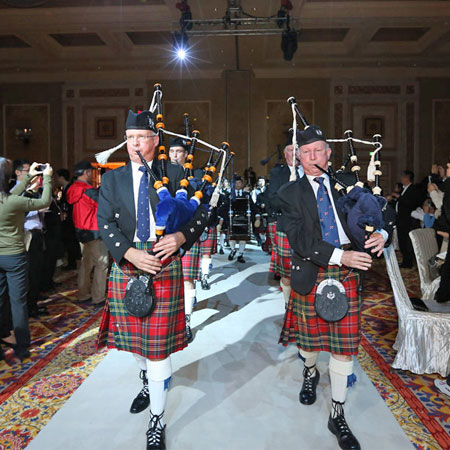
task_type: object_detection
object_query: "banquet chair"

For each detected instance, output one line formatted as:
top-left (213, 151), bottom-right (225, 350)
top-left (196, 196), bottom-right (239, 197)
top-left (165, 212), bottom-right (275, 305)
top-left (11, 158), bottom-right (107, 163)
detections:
top-left (409, 228), bottom-right (441, 301)
top-left (383, 245), bottom-right (450, 376)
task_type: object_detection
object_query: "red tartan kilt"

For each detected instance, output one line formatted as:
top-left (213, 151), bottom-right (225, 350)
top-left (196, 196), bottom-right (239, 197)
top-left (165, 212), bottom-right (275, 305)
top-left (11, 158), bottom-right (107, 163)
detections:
top-left (269, 223), bottom-right (278, 274)
top-left (265, 221), bottom-right (275, 253)
top-left (97, 249), bottom-right (187, 360)
top-left (200, 227), bottom-right (217, 256)
top-left (267, 222), bottom-right (276, 241)
top-left (181, 241), bottom-right (201, 281)
top-left (270, 230), bottom-right (291, 279)
top-left (279, 266), bottom-right (361, 355)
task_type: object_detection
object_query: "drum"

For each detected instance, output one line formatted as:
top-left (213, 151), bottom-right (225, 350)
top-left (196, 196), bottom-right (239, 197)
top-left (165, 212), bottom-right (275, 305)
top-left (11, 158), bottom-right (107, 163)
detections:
top-left (228, 197), bottom-right (251, 241)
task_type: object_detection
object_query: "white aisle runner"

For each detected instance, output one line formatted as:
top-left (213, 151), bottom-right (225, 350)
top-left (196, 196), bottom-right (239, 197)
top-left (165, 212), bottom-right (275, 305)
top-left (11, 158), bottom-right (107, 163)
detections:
top-left (28, 245), bottom-right (413, 450)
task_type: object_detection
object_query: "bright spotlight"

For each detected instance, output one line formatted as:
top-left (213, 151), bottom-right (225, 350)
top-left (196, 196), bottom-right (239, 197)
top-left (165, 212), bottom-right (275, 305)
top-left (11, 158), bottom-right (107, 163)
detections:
top-left (172, 31), bottom-right (189, 62)
top-left (177, 48), bottom-right (187, 60)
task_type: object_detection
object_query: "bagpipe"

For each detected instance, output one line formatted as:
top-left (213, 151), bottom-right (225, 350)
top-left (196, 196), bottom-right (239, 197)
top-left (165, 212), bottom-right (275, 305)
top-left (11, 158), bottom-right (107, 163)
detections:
top-left (95, 83), bottom-right (234, 241)
top-left (287, 96), bottom-right (387, 252)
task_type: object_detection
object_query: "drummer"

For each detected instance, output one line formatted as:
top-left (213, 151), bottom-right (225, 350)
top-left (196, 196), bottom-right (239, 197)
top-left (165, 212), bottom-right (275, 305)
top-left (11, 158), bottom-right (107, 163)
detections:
top-left (223, 176), bottom-right (261, 264)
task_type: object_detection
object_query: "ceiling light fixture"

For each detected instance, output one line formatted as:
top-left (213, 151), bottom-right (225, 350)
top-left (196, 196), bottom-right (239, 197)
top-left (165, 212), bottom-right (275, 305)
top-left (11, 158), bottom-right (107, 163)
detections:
top-left (173, 0), bottom-right (299, 61)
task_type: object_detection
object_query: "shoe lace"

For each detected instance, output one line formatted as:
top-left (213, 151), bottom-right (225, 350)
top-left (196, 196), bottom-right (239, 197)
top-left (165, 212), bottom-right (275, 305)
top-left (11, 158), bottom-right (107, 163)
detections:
top-left (147, 412), bottom-right (164, 445)
top-left (332, 401), bottom-right (350, 433)
top-left (139, 370), bottom-right (149, 397)
top-left (302, 365), bottom-right (316, 390)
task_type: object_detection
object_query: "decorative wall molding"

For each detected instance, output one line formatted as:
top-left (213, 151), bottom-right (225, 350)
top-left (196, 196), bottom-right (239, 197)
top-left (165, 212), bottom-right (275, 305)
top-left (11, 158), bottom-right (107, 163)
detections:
top-left (331, 80), bottom-right (419, 191)
top-left (348, 85), bottom-right (401, 95)
top-left (432, 99), bottom-right (450, 166)
top-left (79, 88), bottom-right (130, 98)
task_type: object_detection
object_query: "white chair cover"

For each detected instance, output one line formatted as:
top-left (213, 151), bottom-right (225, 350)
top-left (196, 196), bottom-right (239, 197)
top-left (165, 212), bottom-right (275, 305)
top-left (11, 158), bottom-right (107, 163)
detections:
top-left (440, 236), bottom-right (448, 254)
top-left (391, 227), bottom-right (399, 251)
top-left (384, 245), bottom-right (450, 376)
top-left (409, 228), bottom-right (441, 300)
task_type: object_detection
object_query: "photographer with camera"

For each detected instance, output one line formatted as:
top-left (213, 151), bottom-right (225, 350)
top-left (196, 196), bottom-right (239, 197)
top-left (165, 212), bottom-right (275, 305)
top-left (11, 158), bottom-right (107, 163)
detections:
top-left (0, 159), bottom-right (53, 361)
top-left (12, 159), bottom-right (52, 318)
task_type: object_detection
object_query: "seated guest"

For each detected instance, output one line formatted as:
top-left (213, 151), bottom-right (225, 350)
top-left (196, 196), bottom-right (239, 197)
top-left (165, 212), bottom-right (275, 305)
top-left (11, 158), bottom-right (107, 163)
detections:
top-left (411, 199), bottom-right (436, 228)
top-left (0, 158), bottom-right (53, 361)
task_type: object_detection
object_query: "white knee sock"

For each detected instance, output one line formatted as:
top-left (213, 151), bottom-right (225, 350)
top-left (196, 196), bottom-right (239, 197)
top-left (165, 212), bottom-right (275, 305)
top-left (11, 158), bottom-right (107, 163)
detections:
top-left (238, 241), bottom-right (246, 255)
top-left (299, 349), bottom-right (318, 376)
top-left (329, 356), bottom-right (353, 416)
top-left (147, 357), bottom-right (172, 428)
top-left (201, 257), bottom-right (211, 277)
top-left (220, 233), bottom-right (226, 248)
top-left (133, 353), bottom-right (148, 372)
top-left (230, 240), bottom-right (236, 250)
top-left (280, 280), bottom-right (291, 308)
top-left (184, 284), bottom-right (196, 316)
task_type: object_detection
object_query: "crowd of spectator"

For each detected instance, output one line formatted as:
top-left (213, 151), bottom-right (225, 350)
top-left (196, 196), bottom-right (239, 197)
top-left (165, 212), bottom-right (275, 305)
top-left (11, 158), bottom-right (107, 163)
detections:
top-left (0, 158), bottom-right (106, 362)
top-left (387, 162), bottom-right (450, 303)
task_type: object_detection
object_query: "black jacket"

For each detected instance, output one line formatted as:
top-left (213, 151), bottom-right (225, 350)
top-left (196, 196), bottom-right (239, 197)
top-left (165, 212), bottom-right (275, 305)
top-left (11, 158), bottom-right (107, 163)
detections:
top-left (396, 183), bottom-right (425, 228)
top-left (278, 176), bottom-right (393, 295)
top-left (97, 160), bottom-right (208, 264)
top-left (266, 164), bottom-right (291, 232)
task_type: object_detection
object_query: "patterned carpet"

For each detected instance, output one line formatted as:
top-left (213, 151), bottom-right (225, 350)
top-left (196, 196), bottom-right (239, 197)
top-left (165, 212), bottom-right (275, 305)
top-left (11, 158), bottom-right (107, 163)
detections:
top-left (0, 270), bottom-right (107, 450)
top-left (360, 258), bottom-right (450, 450)
top-left (0, 257), bottom-right (449, 449)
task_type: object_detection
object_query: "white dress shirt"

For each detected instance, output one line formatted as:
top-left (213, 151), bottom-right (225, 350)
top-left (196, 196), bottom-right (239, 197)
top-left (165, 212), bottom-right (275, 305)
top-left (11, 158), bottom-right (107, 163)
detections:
top-left (131, 160), bottom-right (156, 242)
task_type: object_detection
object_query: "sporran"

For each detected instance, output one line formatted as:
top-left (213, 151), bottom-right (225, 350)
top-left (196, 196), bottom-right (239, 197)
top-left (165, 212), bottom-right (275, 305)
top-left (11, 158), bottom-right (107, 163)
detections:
top-left (124, 275), bottom-right (156, 318)
top-left (314, 278), bottom-right (349, 322)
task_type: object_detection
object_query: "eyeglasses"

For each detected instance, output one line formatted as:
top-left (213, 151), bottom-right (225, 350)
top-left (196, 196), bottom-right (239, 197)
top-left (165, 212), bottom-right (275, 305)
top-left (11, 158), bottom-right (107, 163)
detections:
top-left (124, 134), bottom-right (157, 142)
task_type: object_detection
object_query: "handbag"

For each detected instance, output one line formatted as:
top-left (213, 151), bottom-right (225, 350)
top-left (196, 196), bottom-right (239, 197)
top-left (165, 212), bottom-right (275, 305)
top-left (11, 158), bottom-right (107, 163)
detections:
top-left (409, 297), bottom-right (429, 312)
top-left (124, 275), bottom-right (156, 318)
top-left (427, 255), bottom-right (440, 280)
top-left (314, 278), bottom-right (349, 322)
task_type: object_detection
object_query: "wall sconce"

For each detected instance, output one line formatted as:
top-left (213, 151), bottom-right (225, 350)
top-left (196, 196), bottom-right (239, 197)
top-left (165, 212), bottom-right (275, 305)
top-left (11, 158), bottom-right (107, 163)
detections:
top-left (15, 127), bottom-right (32, 144)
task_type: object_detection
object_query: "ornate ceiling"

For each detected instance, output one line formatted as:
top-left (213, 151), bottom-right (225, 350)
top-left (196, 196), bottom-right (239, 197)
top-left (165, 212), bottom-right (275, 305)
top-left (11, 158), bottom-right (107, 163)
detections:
top-left (0, 0), bottom-right (450, 81)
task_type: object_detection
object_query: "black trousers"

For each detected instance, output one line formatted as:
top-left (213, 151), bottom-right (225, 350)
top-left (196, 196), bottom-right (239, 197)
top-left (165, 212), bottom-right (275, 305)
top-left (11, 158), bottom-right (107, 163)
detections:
top-left (0, 296), bottom-right (13, 339)
top-left (435, 246), bottom-right (450, 302)
top-left (27, 230), bottom-right (45, 307)
top-left (61, 221), bottom-right (80, 267)
top-left (397, 222), bottom-right (415, 266)
top-left (0, 252), bottom-right (30, 349)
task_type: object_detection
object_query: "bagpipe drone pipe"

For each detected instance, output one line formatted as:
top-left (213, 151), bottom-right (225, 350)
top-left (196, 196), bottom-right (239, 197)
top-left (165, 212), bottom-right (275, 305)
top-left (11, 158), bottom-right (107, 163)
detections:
top-left (287, 96), bottom-right (392, 253)
top-left (95, 82), bottom-right (232, 241)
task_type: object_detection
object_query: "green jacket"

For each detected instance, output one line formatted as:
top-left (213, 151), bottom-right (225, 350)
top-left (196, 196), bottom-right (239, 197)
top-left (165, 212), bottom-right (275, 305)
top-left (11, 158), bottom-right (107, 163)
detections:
top-left (0, 174), bottom-right (52, 255)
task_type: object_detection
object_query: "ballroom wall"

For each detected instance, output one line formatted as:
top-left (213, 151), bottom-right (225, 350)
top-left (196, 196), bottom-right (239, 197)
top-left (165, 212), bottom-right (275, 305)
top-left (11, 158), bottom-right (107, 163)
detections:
top-left (1, 73), bottom-right (449, 191)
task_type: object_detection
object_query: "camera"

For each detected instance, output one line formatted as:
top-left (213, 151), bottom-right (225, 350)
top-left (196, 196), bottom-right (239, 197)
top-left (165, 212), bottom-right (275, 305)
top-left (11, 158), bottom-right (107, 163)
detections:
top-left (36, 163), bottom-right (47, 172)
